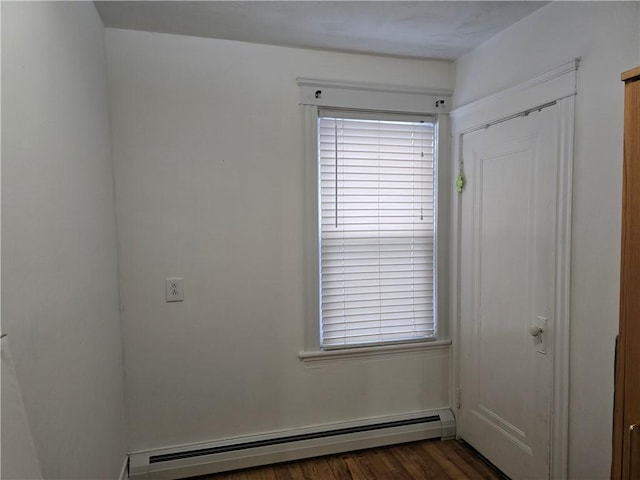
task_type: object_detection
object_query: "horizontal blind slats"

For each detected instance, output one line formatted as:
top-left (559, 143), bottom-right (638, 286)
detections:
top-left (323, 326), bottom-right (435, 337)
top-left (323, 323), bottom-right (434, 331)
top-left (319, 115), bottom-right (436, 348)
top-left (322, 308), bottom-right (434, 318)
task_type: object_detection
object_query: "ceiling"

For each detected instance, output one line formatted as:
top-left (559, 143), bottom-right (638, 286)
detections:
top-left (95, 1), bottom-right (548, 61)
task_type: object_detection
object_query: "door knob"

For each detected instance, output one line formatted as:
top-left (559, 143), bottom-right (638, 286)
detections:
top-left (530, 316), bottom-right (547, 354)
top-left (528, 325), bottom-right (544, 337)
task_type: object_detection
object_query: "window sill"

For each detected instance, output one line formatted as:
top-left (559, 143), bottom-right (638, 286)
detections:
top-left (298, 339), bottom-right (451, 364)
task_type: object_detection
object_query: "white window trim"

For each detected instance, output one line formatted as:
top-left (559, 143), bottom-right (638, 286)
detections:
top-left (299, 79), bottom-right (452, 360)
top-left (298, 339), bottom-right (452, 365)
top-left (297, 78), bottom-right (451, 114)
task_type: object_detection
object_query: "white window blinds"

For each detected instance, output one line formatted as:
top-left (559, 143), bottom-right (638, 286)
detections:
top-left (318, 111), bottom-right (436, 348)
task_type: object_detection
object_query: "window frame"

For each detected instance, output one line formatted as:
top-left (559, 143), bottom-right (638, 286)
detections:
top-left (317, 110), bottom-right (438, 348)
top-left (298, 79), bottom-right (451, 360)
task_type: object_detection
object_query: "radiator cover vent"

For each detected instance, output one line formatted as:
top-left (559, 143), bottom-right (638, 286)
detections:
top-left (130, 409), bottom-right (455, 480)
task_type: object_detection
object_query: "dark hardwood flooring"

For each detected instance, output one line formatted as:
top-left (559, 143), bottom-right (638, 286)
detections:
top-left (191, 439), bottom-right (505, 480)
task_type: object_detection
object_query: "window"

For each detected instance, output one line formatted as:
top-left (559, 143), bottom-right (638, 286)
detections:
top-left (297, 78), bottom-right (450, 358)
top-left (317, 110), bottom-right (437, 349)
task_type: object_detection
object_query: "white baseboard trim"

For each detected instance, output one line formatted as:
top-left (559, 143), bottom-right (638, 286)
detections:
top-left (118, 455), bottom-right (129, 480)
top-left (129, 409), bottom-right (455, 480)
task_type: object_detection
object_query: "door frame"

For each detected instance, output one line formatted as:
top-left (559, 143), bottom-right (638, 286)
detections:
top-left (450, 58), bottom-right (580, 479)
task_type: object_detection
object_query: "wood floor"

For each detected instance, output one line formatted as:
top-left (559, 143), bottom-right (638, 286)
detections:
top-left (193, 439), bottom-right (505, 480)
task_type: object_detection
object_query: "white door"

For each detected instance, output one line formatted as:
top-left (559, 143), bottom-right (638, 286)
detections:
top-left (459, 106), bottom-right (558, 479)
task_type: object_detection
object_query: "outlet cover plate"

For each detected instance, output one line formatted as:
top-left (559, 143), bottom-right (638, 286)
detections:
top-left (166, 277), bottom-right (184, 302)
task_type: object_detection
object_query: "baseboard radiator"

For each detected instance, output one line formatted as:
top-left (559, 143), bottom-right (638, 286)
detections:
top-left (129, 409), bottom-right (455, 480)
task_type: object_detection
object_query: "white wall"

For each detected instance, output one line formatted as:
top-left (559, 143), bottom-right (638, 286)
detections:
top-left (2, 3), bottom-right (127, 478)
top-left (2, 343), bottom-right (43, 480)
top-left (105, 28), bottom-right (454, 451)
top-left (453, 2), bottom-right (639, 478)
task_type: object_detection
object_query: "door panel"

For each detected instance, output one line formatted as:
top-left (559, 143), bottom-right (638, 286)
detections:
top-left (459, 107), bottom-right (557, 480)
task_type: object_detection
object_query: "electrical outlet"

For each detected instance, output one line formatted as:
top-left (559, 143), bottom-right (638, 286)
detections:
top-left (166, 277), bottom-right (184, 302)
